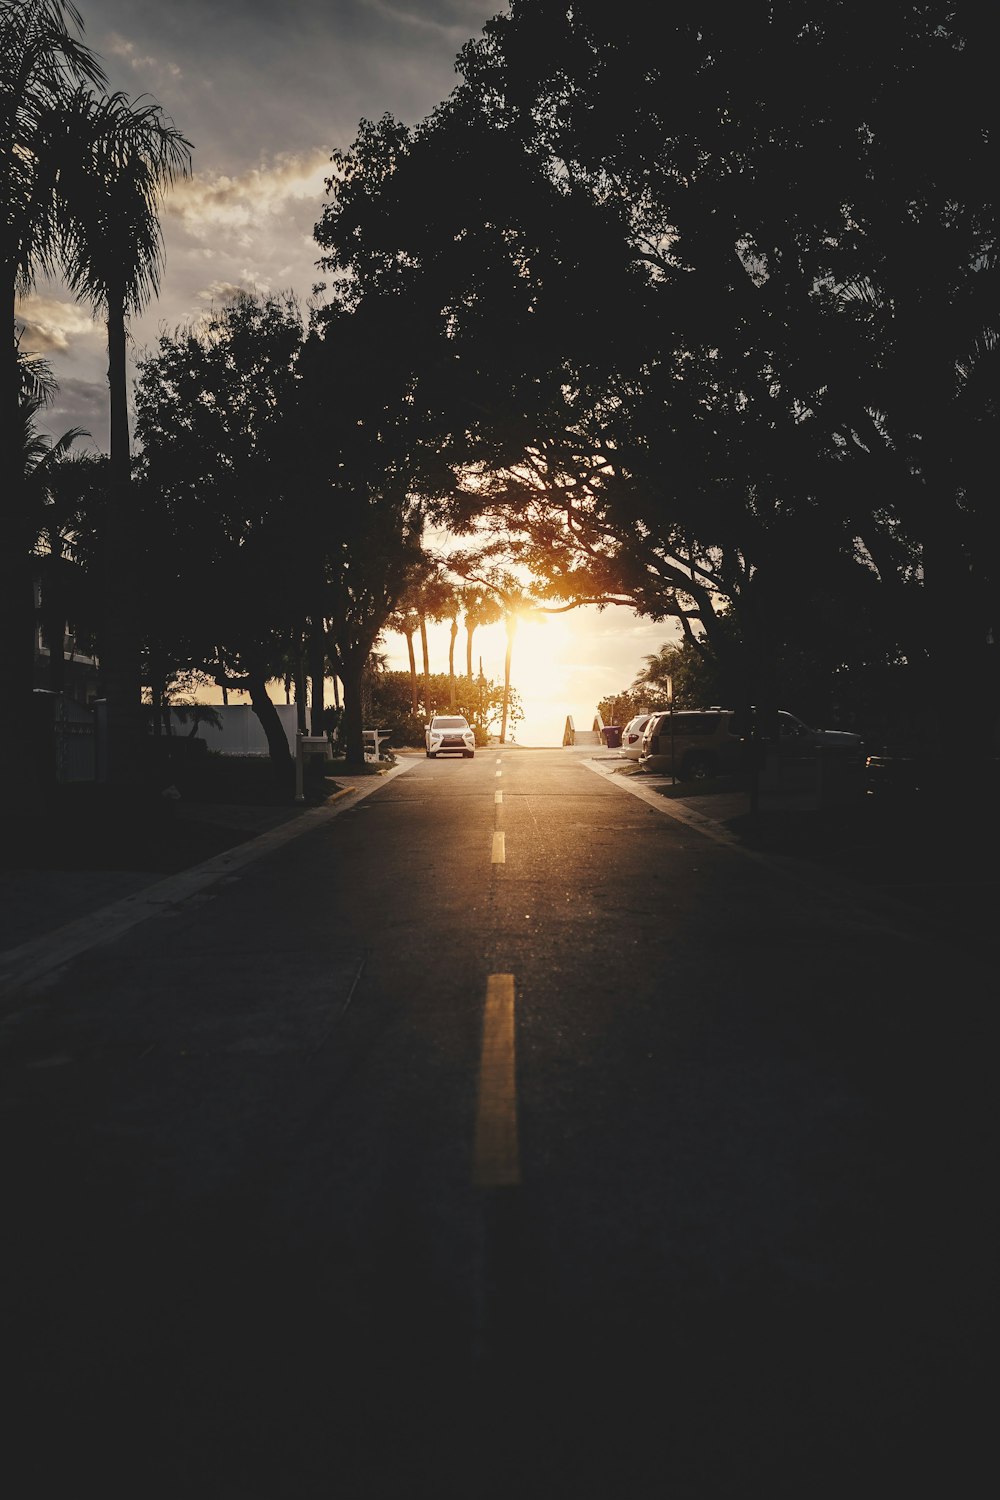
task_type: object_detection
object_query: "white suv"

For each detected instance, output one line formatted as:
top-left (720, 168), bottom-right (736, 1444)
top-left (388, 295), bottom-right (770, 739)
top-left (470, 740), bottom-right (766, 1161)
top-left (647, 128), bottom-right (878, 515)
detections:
top-left (425, 714), bottom-right (476, 758)
top-left (619, 711), bottom-right (664, 760)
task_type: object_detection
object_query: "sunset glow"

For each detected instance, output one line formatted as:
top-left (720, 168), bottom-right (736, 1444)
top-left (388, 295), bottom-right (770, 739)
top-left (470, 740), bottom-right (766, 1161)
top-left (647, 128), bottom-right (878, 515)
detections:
top-left (382, 603), bottom-right (668, 746)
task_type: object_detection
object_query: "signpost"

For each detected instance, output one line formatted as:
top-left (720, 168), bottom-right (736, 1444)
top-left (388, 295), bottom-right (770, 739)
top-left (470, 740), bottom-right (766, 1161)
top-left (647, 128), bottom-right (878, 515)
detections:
top-left (666, 675), bottom-right (675, 785)
top-left (294, 730), bottom-right (304, 803)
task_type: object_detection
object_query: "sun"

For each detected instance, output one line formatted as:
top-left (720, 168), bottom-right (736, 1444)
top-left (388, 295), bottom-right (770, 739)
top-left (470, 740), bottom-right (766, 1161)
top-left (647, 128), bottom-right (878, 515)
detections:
top-left (509, 608), bottom-right (576, 699)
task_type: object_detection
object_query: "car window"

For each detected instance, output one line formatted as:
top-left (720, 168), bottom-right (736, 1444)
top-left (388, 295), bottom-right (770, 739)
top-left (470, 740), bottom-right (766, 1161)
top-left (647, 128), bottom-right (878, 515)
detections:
top-left (432, 717), bottom-right (468, 728)
top-left (673, 713), bottom-right (719, 735)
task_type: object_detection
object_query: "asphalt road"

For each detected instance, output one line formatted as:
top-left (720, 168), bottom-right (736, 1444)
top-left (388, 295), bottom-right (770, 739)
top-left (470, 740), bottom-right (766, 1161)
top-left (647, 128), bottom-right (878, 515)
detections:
top-left (0, 748), bottom-right (990, 1497)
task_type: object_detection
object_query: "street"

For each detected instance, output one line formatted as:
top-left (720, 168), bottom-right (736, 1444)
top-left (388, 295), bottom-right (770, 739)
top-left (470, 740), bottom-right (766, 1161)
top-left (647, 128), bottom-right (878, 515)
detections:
top-left (0, 748), bottom-right (990, 1497)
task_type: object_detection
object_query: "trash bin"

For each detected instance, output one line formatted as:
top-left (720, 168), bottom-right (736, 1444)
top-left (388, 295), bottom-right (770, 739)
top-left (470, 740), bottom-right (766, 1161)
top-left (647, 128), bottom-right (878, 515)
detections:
top-left (601, 725), bottom-right (623, 748)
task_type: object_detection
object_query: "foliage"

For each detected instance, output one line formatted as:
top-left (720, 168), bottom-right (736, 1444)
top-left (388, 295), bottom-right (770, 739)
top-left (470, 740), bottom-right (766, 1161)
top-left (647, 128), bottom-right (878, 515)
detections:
top-left (360, 669), bottom-right (522, 744)
top-left (596, 692), bottom-right (647, 729)
top-left (313, 1), bottom-right (998, 752)
top-left (632, 639), bottom-right (731, 711)
top-left (2, 1), bottom-right (110, 732)
top-left (133, 285), bottom-right (439, 772)
top-left (133, 291), bottom-right (309, 762)
top-left (2, 3), bottom-right (191, 782)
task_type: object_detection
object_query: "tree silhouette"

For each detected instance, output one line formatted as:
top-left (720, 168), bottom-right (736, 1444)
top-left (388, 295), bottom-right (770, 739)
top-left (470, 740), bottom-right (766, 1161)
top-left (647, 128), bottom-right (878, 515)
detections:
top-left (315, 2), bottom-right (997, 753)
top-left (59, 84), bottom-right (191, 781)
top-left (28, 436), bottom-right (103, 695)
top-left (134, 292), bottom-right (307, 767)
top-left (1, 0), bottom-right (107, 782)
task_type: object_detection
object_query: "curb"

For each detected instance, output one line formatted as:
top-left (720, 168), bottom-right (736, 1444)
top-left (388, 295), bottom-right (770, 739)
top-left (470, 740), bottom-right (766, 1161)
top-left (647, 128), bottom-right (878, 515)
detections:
top-left (580, 756), bottom-right (747, 850)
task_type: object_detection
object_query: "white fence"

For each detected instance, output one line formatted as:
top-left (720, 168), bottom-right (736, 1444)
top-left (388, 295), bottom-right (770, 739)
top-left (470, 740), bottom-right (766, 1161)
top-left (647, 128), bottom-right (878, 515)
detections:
top-left (165, 703), bottom-right (305, 756)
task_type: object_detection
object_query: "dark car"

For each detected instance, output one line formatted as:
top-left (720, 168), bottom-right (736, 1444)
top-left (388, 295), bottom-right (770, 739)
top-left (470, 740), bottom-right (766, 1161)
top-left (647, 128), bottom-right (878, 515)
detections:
top-left (638, 708), bottom-right (864, 779)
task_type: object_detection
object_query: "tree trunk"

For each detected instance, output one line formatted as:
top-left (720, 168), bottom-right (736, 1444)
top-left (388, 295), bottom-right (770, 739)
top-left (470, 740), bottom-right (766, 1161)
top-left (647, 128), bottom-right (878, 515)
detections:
top-left (340, 651), bottom-right (367, 770)
top-left (42, 552), bottom-right (66, 695)
top-left (309, 614), bottom-right (325, 730)
top-left (404, 628), bottom-right (418, 715)
top-left (148, 640), bottom-right (168, 736)
top-left (0, 281), bottom-right (44, 800)
top-left (294, 633), bottom-right (308, 734)
top-left (419, 611), bottom-right (430, 714)
top-left (448, 616), bottom-right (458, 708)
top-left (500, 613), bottom-right (517, 744)
top-left (246, 668), bottom-right (292, 766)
top-left (102, 292), bottom-right (144, 785)
top-left (466, 622), bottom-right (475, 680)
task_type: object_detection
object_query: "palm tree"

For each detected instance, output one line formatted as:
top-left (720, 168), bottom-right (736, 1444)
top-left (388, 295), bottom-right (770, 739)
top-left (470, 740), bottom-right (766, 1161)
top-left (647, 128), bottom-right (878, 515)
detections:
top-left (446, 591), bottom-right (461, 708)
top-left (386, 601), bottom-right (420, 716)
top-left (1, 1), bottom-right (106, 772)
top-left (499, 607), bottom-right (518, 745)
top-left (457, 569), bottom-right (523, 744)
top-left (59, 86), bottom-right (192, 781)
top-left (463, 586), bottom-right (501, 680)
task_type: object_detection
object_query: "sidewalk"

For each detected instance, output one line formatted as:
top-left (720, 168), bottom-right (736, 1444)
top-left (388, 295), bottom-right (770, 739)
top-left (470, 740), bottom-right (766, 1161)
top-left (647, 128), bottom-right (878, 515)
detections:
top-left (589, 751), bottom-right (999, 953)
top-left (0, 769), bottom-right (392, 958)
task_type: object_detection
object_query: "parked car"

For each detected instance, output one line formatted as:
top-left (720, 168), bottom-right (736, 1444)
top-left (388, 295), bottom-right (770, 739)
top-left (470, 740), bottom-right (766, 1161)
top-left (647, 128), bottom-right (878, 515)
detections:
top-left (638, 709), bottom-right (742, 778)
top-left (638, 708), bottom-right (863, 779)
top-left (425, 714), bottom-right (476, 758)
top-left (619, 712), bottom-right (656, 760)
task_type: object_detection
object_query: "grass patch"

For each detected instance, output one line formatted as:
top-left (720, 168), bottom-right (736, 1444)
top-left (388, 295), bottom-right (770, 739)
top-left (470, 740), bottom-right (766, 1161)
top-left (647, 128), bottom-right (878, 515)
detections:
top-left (0, 783), bottom-right (257, 873)
top-left (179, 753), bottom-right (297, 805)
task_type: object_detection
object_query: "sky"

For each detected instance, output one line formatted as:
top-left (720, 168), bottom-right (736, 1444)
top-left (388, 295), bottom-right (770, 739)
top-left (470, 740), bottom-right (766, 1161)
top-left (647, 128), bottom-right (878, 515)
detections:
top-left (17, 0), bottom-right (675, 744)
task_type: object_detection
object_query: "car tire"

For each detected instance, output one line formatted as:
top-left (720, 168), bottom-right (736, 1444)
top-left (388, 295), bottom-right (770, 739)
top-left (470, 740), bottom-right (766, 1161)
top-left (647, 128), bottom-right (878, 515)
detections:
top-left (427, 750), bottom-right (436, 759)
top-left (463, 750), bottom-right (474, 758)
top-left (681, 751), bottom-right (715, 780)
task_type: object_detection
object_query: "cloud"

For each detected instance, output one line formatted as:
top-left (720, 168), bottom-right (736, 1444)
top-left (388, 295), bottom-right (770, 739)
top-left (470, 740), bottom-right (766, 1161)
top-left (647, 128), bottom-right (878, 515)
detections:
top-left (39, 378), bottom-right (109, 451)
top-left (106, 32), bottom-right (182, 81)
top-left (166, 151), bottom-right (331, 237)
top-left (195, 279), bottom-right (258, 304)
top-left (16, 296), bottom-right (103, 354)
top-left (368, 0), bottom-right (500, 41)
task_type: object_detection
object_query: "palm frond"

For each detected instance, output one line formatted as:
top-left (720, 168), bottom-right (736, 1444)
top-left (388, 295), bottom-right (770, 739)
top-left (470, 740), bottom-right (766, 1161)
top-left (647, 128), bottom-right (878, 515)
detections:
top-left (56, 85), bottom-right (193, 315)
top-left (2, 0), bottom-right (110, 294)
top-left (16, 345), bottom-right (57, 404)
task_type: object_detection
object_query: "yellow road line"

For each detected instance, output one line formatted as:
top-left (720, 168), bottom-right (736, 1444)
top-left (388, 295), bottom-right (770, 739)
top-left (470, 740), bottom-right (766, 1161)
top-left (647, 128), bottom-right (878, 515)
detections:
top-left (495, 769), bottom-right (502, 778)
top-left (473, 974), bottom-right (520, 1187)
top-left (491, 830), bottom-right (505, 863)
top-left (495, 790), bottom-right (503, 805)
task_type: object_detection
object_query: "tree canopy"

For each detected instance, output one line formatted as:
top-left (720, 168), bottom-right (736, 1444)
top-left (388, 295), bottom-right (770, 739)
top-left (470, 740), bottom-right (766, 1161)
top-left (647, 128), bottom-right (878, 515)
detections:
top-left (314, 0), bottom-right (998, 752)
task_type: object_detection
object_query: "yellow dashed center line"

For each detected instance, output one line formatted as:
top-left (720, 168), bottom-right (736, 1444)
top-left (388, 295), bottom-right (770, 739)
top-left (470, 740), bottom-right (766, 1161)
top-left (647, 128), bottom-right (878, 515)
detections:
top-left (473, 974), bottom-right (520, 1187)
top-left (491, 830), bottom-right (505, 863)
top-left (495, 790), bottom-right (503, 805)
